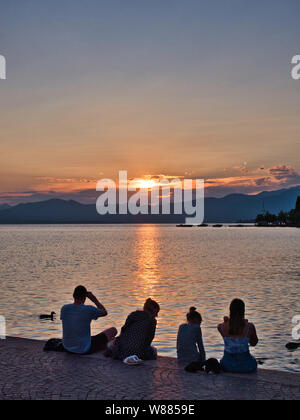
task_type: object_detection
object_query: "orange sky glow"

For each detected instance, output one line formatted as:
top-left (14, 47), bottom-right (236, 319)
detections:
top-left (0, 3), bottom-right (299, 205)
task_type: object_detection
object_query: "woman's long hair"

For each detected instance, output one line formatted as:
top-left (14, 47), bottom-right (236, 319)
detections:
top-left (229, 299), bottom-right (245, 335)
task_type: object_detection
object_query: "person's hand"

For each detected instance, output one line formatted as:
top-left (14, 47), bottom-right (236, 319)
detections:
top-left (86, 292), bottom-right (107, 315)
top-left (87, 291), bottom-right (97, 303)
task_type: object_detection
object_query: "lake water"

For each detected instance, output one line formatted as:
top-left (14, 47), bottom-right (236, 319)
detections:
top-left (0, 224), bottom-right (299, 373)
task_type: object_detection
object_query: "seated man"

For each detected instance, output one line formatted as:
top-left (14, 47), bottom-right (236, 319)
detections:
top-left (61, 285), bottom-right (117, 355)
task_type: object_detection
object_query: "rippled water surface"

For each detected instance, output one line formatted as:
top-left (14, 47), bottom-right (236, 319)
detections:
top-left (0, 225), bottom-right (299, 372)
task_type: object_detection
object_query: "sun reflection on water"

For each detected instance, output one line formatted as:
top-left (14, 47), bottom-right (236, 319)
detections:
top-left (134, 225), bottom-right (161, 297)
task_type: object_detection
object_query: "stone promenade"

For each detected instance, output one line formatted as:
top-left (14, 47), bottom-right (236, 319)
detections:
top-left (0, 337), bottom-right (299, 400)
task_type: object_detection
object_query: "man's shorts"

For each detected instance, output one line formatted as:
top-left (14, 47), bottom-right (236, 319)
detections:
top-left (86, 332), bottom-right (108, 354)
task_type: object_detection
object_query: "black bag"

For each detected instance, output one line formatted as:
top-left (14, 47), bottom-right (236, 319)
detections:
top-left (43, 338), bottom-right (65, 352)
top-left (185, 358), bottom-right (222, 374)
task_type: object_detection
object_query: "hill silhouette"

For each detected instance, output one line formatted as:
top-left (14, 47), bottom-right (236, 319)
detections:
top-left (0, 186), bottom-right (299, 224)
top-left (0, 204), bottom-right (10, 211)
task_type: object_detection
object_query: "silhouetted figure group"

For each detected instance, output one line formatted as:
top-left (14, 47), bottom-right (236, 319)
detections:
top-left (59, 286), bottom-right (258, 374)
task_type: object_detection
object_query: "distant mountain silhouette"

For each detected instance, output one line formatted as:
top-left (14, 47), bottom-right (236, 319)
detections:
top-left (0, 199), bottom-right (183, 224)
top-left (0, 204), bottom-right (10, 211)
top-left (204, 186), bottom-right (300, 222)
top-left (0, 186), bottom-right (299, 224)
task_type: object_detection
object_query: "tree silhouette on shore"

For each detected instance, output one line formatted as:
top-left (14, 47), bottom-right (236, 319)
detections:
top-left (296, 197), bottom-right (300, 212)
top-left (256, 196), bottom-right (300, 226)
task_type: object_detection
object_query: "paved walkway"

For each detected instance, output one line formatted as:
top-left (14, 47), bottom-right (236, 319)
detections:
top-left (0, 337), bottom-right (299, 400)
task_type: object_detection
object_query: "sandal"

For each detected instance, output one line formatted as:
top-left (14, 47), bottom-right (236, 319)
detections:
top-left (123, 355), bottom-right (143, 365)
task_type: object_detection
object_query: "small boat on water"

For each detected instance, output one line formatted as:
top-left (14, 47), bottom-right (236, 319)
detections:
top-left (198, 223), bottom-right (209, 227)
top-left (213, 224), bottom-right (223, 228)
top-left (176, 224), bottom-right (194, 227)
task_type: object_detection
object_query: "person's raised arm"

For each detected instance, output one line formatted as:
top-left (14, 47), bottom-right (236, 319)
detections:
top-left (86, 292), bottom-right (108, 317)
top-left (218, 316), bottom-right (228, 337)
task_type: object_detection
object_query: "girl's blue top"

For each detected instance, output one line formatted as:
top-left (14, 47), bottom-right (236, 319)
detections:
top-left (177, 323), bottom-right (206, 364)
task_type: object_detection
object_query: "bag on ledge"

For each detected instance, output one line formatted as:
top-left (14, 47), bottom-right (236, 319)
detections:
top-left (43, 338), bottom-right (65, 352)
top-left (185, 358), bottom-right (222, 374)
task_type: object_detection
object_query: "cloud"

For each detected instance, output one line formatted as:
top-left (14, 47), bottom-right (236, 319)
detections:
top-left (268, 165), bottom-right (299, 180)
top-left (254, 177), bottom-right (269, 186)
top-left (233, 162), bottom-right (249, 174)
top-left (35, 177), bottom-right (98, 193)
top-left (204, 164), bottom-right (300, 197)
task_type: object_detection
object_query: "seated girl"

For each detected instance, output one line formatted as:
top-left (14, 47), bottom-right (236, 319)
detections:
top-left (177, 307), bottom-right (206, 364)
top-left (218, 299), bottom-right (258, 373)
top-left (112, 298), bottom-right (160, 361)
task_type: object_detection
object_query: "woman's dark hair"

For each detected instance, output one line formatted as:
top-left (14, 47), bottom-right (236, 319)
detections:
top-left (144, 298), bottom-right (160, 314)
top-left (187, 307), bottom-right (202, 323)
top-left (229, 299), bottom-right (245, 335)
top-left (73, 285), bottom-right (87, 300)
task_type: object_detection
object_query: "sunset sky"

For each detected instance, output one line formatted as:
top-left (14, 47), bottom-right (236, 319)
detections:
top-left (0, 0), bottom-right (299, 204)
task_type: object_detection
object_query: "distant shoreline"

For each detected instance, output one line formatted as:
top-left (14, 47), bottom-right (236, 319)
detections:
top-left (0, 222), bottom-right (299, 227)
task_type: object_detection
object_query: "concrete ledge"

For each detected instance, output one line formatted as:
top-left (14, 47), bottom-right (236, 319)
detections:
top-left (0, 337), bottom-right (299, 400)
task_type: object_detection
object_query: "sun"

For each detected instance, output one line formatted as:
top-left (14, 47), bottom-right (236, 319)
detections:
top-left (136, 179), bottom-right (158, 189)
